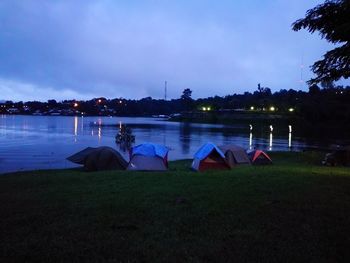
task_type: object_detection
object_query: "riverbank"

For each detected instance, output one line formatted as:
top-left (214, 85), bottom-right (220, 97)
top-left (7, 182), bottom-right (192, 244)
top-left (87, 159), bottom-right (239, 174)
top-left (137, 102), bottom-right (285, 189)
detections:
top-left (169, 110), bottom-right (294, 124)
top-left (1, 152), bottom-right (350, 262)
top-left (169, 111), bottom-right (350, 139)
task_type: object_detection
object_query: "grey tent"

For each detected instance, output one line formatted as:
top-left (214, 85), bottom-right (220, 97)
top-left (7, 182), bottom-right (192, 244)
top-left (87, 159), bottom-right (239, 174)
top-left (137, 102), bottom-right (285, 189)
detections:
top-left (218, 144), bottom-right (251, 168)
top-left (127, 155), bottom-right (168, 171)
top-left (67, 146), bottom-right (128, 171)
top-left (127, 143), bottom-right (169, 171)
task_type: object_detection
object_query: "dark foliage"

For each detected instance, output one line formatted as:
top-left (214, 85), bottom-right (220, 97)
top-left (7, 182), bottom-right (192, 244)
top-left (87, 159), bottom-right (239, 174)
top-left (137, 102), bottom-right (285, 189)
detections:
top-left (2, 87), bottom-right (350, 125)
top-left (180, 88), bottom-right (193, 100)
top-left (292, 0), bottom-right (350, 84)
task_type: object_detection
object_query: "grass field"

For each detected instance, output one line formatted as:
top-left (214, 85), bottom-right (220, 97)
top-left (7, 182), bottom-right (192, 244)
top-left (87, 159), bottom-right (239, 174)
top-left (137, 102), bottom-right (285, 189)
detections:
top-left (1, 152), bottom-right (350, 262)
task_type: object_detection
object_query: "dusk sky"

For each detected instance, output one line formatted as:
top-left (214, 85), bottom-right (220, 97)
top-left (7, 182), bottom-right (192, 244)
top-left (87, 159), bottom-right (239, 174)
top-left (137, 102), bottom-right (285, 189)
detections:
top-left (0, 0), bottom-right (340, 101)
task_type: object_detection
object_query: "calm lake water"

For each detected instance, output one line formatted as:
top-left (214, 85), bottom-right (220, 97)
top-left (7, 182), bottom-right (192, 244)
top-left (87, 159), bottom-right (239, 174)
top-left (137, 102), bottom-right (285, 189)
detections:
top-left (0, 115), bottom-right (348, 173)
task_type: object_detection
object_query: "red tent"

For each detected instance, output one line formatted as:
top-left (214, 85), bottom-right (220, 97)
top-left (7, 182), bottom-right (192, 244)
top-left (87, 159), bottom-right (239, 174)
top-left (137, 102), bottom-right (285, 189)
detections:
top-left (248, 150), bottom-right (272, 165)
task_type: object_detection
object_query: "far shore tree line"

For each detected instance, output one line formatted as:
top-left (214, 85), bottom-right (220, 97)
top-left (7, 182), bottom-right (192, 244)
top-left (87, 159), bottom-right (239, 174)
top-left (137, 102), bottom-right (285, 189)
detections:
top-left (1, 84), bottom-right (350, 123)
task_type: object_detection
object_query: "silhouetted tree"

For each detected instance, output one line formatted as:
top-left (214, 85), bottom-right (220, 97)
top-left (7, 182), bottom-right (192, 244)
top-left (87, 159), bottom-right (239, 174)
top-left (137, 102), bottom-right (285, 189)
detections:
top-left (47, 99), bottom-right (57, 106)
top-left (309, 84), bottom-right (321, 95)
top-left (320, 80), bottom-right (335, 89)
top-left (181, 89), bottom-right (193, 100)
top-left (256, 83), bottom-right (271, 96)
top-left (181, 89), bottom-right (193, 111)
top-left (292, 0), bottom-right (350, 84)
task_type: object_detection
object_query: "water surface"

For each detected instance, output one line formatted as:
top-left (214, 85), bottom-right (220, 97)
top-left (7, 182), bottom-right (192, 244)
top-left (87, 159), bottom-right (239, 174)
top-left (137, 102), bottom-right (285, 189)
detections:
top-left (0, 115), bottom-right (348, 173)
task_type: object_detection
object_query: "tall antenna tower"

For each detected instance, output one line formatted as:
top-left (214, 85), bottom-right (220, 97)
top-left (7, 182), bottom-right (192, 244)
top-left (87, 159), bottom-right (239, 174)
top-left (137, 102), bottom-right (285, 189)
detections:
top-left (164, 81), bottom-right (167, 100)
top-left (299, 55), bottom-right (304, 89)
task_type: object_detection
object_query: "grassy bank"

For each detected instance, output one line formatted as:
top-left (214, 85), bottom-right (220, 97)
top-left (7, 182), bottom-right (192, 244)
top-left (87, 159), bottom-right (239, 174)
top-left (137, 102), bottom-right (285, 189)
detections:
top-left (1, 152), bottom-right (350, 262)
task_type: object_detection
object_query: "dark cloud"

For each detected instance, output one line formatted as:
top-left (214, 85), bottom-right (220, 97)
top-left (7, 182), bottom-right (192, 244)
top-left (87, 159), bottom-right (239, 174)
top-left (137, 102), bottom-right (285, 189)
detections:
top-left (0, 0), bottom-right (339, 101)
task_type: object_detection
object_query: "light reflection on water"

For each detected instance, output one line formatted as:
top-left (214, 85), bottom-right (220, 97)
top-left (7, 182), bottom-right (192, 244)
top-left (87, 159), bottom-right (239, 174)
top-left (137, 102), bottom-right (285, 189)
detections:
top-left (289, 132), bottom-right (292, 148)
top-left (249, 132), bottom-right (253, 150)
top-left (0, 115), bottom-right (347, 173)
top-left (269, 132), bottom-right (273, 151)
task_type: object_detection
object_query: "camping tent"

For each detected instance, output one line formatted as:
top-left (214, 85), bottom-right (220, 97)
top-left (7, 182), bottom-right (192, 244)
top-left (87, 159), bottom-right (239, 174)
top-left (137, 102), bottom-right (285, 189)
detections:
top-left (218, 144), bottom-right (251, 168)
top-left (247, 150), bottom-right (272, 165)
top-left (323, 145), bottom-right (350, 166)
top-left (127, 143), bottom-right (169, 171)
top-left (191, 143), bottom-right (230, 171)
top-left (67, 146), bottom-right (128, 171)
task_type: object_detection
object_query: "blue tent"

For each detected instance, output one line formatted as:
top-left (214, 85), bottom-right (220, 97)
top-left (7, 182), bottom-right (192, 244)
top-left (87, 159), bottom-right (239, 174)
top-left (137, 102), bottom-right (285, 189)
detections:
top-left (192, 143), bottom-right (229, 171)
top-left (127, 143), bottom-right (169, 171)
top-left (194, 143), bottom-right (225, 160)
top-left (131, 143), bottom-right (169, 158)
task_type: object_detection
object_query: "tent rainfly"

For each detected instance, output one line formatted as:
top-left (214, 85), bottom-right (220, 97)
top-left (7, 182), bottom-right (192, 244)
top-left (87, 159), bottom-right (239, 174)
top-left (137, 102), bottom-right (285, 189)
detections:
top-left (218, 144), bottom-right (251, 168)
top-left (191, 143), bottom-right (230, 171)
top-left (67, 146), bottom-right (128, 171)
top-left (247, 150), bottom-right (272, 165)
top-left (127, 143), bottom-right (169, 171)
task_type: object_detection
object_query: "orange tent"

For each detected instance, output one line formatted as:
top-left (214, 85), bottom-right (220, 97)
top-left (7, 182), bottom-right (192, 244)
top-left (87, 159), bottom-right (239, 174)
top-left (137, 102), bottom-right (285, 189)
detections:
top-left (247, 150), bottom-right (272, 165)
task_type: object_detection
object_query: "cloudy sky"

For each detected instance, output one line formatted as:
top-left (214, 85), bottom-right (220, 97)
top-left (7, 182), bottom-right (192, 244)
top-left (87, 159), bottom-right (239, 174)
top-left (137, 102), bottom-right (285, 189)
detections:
top-left (0, 0), bottom-right (339, 101)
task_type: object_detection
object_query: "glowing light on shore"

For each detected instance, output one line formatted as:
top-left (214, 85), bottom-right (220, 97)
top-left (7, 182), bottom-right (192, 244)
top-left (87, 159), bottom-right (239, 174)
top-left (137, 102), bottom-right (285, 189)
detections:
top-left (249, 124), bottom-right (253, 131)
top-left (289, 108), bottom-right (294, 112)
top-left (250, 106), bottom-right (254, 110)
top-left (202, 106), bottom-right (211, 111)
top-left (269, 125), bottom-right (273, 132)
top-left (270, 106), bottom-right (275, 111)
